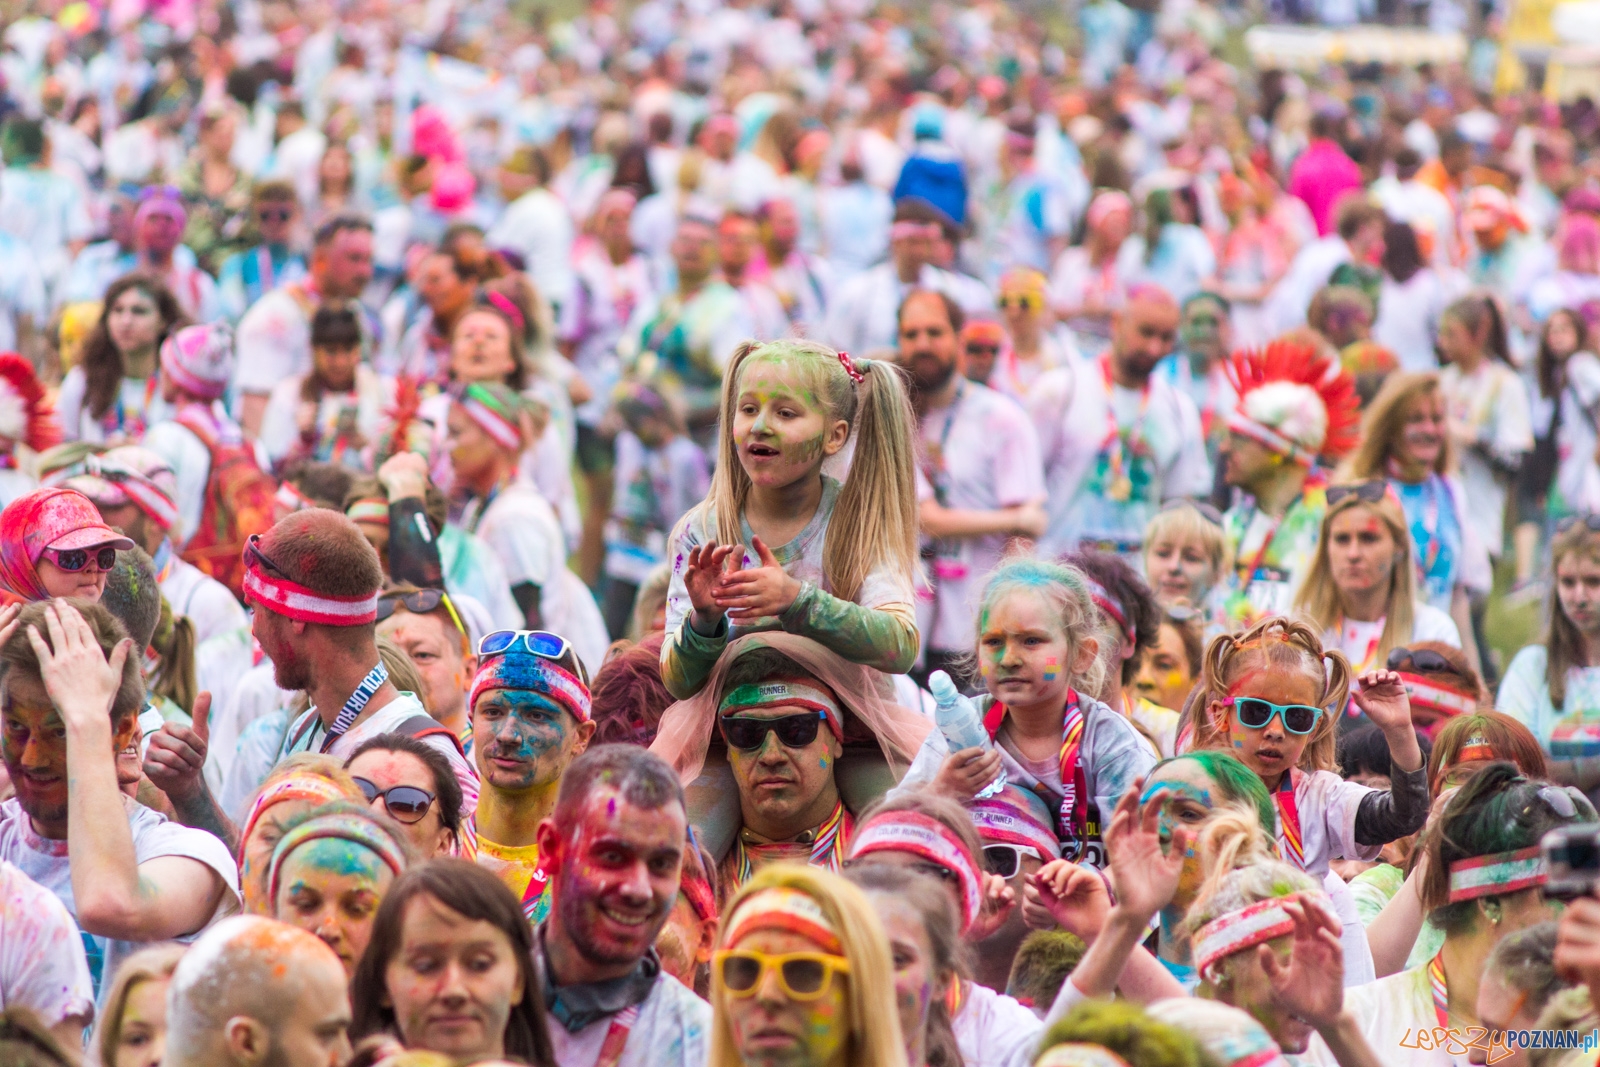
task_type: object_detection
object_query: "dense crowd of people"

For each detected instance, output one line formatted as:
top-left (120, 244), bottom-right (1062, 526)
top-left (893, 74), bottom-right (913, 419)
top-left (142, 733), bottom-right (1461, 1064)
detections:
top-left (5, 1), bottom-right (1600, 1067)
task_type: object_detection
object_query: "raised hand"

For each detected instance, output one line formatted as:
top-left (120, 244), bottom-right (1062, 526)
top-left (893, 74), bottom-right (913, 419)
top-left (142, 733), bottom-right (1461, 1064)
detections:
top-left (1104, 780), bottom-right (1189, 920)
top-left (144, 691), bottom-right (212, 804)
top-left (376, 451), bottom-right (430, 500)
top-left (1258, 896), bottom-right (1345, 1029)
top-left (968, 872), bottom-right (1017, 941)
top-left (1026, 858), bottom-right (1110, 939)
top-left (1351, 669), bottom-right (1414, 733)
top-left (683, 541), bottom-right (738, 631)
top-left (715, 536), bottom-right (802, 623)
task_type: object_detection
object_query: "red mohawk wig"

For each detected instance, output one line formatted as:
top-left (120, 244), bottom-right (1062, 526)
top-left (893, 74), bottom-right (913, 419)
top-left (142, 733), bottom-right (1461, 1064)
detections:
top-left (1224, 339), bottom-right (1360, 466)
top-left (0, 353), bottom-right (62, 454)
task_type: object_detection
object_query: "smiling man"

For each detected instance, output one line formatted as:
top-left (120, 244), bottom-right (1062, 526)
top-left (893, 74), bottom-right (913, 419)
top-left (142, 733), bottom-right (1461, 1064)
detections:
top-left (466, 631), bottom-right (596, 921)
top-left (534, 744), bottom-right (710, 1067)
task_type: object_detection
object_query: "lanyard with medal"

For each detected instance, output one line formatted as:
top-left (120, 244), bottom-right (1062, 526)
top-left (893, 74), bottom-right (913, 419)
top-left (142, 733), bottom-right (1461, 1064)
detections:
top-left (1096, 354), bottom-right (1151, 503)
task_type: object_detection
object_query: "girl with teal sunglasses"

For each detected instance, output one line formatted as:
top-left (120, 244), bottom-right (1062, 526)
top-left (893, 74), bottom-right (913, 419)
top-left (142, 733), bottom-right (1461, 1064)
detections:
top-left (1188, 616), bottom-right (1432, 987)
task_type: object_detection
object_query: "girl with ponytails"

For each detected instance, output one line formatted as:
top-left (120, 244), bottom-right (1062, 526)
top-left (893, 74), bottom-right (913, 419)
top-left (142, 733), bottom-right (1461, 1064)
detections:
top-left (1190, 616), bottom-right (1430, 983)
top-left (662, 339), bottom-right (921, 697)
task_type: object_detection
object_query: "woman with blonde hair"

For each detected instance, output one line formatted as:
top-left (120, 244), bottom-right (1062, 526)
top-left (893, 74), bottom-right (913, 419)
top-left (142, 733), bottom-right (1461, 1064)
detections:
top-left (1341, 372), bottom-right (1489, 670)
top-left (95, 944), bottom-right (187, 1067)
top-left (711, 864), bottom-right (909, 1067)
top-left (1293, 481), bottom-right (1462, 678)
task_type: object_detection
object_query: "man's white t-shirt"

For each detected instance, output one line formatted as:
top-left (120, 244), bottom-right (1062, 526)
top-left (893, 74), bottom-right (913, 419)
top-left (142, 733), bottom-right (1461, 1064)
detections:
top-left (0, 795), bottom-right (240, 998)
top-left (234, 287), bottom-right (312, 396)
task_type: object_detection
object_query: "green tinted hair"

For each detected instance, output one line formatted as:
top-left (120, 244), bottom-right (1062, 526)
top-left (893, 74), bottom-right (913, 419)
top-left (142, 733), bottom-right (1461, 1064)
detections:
top-left (1038, 1000), bottom-right (1203, 1067)
top-left (1151, 750), bottom-right (1275, 834)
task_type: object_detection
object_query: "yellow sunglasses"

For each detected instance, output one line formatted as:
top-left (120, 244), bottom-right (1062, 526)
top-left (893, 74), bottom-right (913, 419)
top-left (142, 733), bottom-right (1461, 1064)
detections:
top-left (714, 950), bottom-right (851, 1000)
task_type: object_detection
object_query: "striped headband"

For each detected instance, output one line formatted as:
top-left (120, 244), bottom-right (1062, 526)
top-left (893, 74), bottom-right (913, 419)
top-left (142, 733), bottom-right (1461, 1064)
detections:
top-left (1448, 845), bottom-right (1546, 903)
top-left (469, 652), bottom-right (592, 723)
top-left (243, 555), bottom-right (379, 626)
top-left (345, 498), bottom-right (390, 526)
top-left (1037, 1045), bottom-right (1136, 1067)
top-left (718, 679), bottom-right (842, 738)
top-left (1193, 895), bottom-right (1299, 977)
top-left (1082, 576), bottom-right (1133, 641)
top-left (240, 776), bottom-right (352, 854)
top-left (455, 383), bottom-right (524, 450)
top-left (725, 887), bottom-right (841, 954)
top-left (1456, 734), bottom-right (1498, 763)
top-left (1224, 409), bottom-right (1318, 468)
top-left (267, 812), bottom-right (408, 905)
top-left (969, 795), bottom-right (1061, 859)
top-left (848, 811), bottom-right (982, 934)
top-left (1397, 674), bottom-right (1477, 719)
top-left (59, 457), bottom-right (180, 532)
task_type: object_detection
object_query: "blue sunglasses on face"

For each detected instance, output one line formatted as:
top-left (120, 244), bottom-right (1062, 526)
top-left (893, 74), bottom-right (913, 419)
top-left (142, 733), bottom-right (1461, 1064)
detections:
top-left (1227, 696), bottom-right (1324, 735)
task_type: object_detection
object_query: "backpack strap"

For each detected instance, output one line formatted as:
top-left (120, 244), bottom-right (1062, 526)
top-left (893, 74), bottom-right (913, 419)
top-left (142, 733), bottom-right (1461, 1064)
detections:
top-left (174, 406), bottom-right (220, 452)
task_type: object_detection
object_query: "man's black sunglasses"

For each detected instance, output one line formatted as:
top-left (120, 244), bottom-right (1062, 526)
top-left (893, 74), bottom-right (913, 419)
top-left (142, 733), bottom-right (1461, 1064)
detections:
top-left (720, 712), bottom-right (826, 752)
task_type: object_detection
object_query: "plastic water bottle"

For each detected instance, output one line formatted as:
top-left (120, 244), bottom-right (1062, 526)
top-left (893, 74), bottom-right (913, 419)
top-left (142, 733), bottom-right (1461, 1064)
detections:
top-left (929, 670), bottom-right (1006, 798)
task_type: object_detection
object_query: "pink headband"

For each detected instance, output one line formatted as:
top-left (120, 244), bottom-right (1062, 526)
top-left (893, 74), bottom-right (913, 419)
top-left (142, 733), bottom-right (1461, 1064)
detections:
top-left (242, 556), bottom-right (379, 626)
top-left (469, 652), bottom-right (592, 723)
top-left (891, 221), bottom-right (942, 241)
top-left (725, 887), bottom-right (842, 955)
top-left (849, 811), bottom-right (982, 933)
top-left (969, 796), bottom-right (1060, 859)
top-left (1082, 576), bottom-right (1133, 641)
top-left (1448, 846), bottom-right (1546, 903)
top-left (1193, 895), bottom-right (1299, 978)
top-left (1087, 190), bottom-right (1134, 229)
top-left (483, 291), bottom-right (526, 334)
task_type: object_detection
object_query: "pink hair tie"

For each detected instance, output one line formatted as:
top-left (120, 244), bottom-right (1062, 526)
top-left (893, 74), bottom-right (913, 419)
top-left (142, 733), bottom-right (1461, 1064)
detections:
top-left (837, 350), bottom-right (865, 384)
top-left (484, 290), bottom-right (526, 334)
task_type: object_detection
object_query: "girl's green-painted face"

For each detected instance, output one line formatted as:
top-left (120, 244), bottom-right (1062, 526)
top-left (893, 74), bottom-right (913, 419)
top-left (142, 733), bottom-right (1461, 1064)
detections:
top-left (977, 588), bottom-right (1078, 712)
top-left (732, 357), bottom-right (848, 491)
top-left (1140, 760), bottom-right (1223, 908)
top-left (273, 838), bottom-right (395, 976)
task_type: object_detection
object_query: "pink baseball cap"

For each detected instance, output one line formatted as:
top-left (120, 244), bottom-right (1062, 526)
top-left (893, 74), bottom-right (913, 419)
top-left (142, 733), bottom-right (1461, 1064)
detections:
top-left (36, 489), bottom-right (135, 553)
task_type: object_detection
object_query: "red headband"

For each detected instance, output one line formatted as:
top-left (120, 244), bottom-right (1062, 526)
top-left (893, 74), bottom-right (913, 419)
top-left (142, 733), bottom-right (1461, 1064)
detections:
top-left (243, 554), bottom-right (379, 626)
top-left (1083, 576), bottom-right (1133, 642)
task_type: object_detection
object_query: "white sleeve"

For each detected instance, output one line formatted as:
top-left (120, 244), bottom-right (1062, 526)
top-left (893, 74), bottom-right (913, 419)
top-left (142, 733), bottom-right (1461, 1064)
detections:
top-left (1163, 391), bottom-right (1214, 499)
top-left (234, 295), bottom-right (305, 395)
top-left (1315, 770), bottom-right (1383, 863)
top-left (1496, 646), bottom-right (1548, 733)
top-left (0, 864), bottom-right (94, 1026)
top-left (56, 366), bottom-right (87, 442)
top-left (257, 380), bottom-right (302, 463)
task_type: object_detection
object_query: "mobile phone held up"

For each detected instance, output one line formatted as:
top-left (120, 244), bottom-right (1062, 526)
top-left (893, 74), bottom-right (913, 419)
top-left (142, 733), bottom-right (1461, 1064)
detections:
top-left (1544, 824), bottom-right (1600, 901)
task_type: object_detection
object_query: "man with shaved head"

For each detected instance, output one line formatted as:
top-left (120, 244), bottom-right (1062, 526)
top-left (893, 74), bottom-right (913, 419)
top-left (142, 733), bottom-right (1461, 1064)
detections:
top-left (1028, 283), bottom-right (1211, 559)
top-left (166, 916), bottom-right (352, 1067)
top-left (218, 508), bottom-right (477, 816)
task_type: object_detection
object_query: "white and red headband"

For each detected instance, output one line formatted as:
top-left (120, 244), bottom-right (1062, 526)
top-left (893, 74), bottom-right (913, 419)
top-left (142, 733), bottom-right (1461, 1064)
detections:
top-left (243, 551), bottom-right (378, 626)
top-left (849, 811), bottom-right (982, 933)
top-left (1448, 846), bottom-right (1546, 903)
top-left (1192, 895), bottom-right (1299, 979)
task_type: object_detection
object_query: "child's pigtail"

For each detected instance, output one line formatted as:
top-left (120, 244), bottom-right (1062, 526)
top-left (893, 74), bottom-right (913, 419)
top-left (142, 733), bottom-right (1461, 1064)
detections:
top-left (825, 355), bottom-right (919, 602)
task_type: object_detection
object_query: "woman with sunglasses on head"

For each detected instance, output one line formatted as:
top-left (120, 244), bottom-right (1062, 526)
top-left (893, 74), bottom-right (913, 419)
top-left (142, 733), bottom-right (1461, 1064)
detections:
top-left (58, 275), bottom-right (187, 444)
top-left (1501, 517), bottom-right (1600, 789)
top-left (0, 485), bottom-right (134, 603)
top-left (1216, 339), bottom-right (1362, 632)
top-left (1190, 616), bottom-right (1429, 985)
top-left (350, 859), bottom-right (555, 1067)
top-left (1294, 482), bottom-right (1462, 682)
top-left (347, 733), bottom-right (465, 859)
top-left (1337, 765), bottom-right (1591, 1064)
top-left (1341, 371), bottom-right (1491, 674)
top-left (711, 864), bottom-right (910, 1067)
top-left (462, 627), bottom-right (595, 923)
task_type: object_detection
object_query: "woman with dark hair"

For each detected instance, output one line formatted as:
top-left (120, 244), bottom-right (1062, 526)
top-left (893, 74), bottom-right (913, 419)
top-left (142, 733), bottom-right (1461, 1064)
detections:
top-left (346, 732), bottom-right (465, 859)
top-left (589, 633), bottom-right (673, 746)
top-left (1066, 551), bottom-right (1171, 758)
top-left (1344, 764), bottom-right (1590, 1046)
top-left (1513, 308), bottom-right (1600, 586)
top-left (58, 275), bottom-right (187, 443)
top-left (1373, 219), bottom-right (1462, 372)
top-left (350, 859), bottom-right (555, 1066)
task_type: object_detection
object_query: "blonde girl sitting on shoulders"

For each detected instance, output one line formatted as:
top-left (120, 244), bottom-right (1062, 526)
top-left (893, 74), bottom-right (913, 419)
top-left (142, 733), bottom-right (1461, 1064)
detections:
top-left (663, 339), bottom-right (921, 698)
top-left (898, 556), bottom-right (1157, 868)
top-left (1190, 616), bottom-right (1431, 984)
